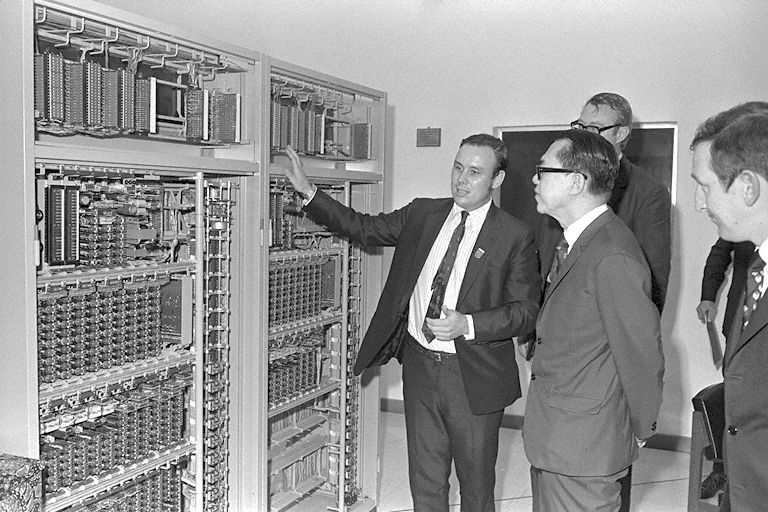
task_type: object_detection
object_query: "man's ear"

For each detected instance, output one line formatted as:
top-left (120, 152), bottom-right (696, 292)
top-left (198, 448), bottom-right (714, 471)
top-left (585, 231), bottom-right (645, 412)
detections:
top-left (740, 170), bottom-right (761, 207)
top-left (492, 170), bottom-right (506, 189)
top-left (616, 125), bottom-right (631, 147)
top-left (569, 173), bottom-right (587, 195)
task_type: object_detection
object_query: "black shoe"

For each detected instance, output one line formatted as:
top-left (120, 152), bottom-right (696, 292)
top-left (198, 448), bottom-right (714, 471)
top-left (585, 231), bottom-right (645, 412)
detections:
top-left (701, 470), bottom-right (727, 499)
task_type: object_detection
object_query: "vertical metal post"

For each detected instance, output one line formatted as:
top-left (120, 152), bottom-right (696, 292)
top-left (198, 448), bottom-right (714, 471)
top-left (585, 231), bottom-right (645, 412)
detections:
top-left (194, 171), bottom-right (206, 511)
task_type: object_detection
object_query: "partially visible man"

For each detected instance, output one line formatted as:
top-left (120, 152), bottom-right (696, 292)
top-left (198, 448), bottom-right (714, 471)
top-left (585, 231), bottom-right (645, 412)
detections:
top-left (537, 92), bottom-right (671, 314)
top-left (524, 129), bottom-right (664, 512)
top-left (284, 134), bottom-right (540, 512)
top-left (698, 238), bottom-right (756, 337)
top-left (691, 111), bottom-right (768, 510)
top-left (690, 101), bottom-right (768, 501)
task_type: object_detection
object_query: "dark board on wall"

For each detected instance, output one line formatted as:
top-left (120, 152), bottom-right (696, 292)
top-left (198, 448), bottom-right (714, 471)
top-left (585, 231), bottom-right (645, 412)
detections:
top-left (494, 123), bottom-right (677, 232)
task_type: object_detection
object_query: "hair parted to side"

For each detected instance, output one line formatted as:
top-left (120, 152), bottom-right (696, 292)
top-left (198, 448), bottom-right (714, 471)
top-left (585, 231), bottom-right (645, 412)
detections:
top-left (690, 101), bottom-right (768, 150)
top-left (460, 133), bottom-right (507, 176)
top-left (709, 113), bottom-right (768, 189)
top-left (555, 129), bottom-right (619, 199)
top-left (585, 92), bottom-right (633, 149)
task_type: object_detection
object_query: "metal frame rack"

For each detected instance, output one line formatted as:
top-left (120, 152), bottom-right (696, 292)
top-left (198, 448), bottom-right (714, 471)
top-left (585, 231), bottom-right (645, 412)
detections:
top-left (1, 3), bottom-right (385, 512)
top-left (252, 59), bottom-right (387, 512)
top-left (1, 1), bottom-right (259, 511)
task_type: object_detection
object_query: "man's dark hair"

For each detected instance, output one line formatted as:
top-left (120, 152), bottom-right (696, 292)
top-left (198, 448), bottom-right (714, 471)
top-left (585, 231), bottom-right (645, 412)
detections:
top-left (556, 129), bottom-right (619, 199)
top-left (690, 101), bottom-right (768, 150)
top-left (709, 113), bottom-right (768, 188)
top-left (585, 92), bottom-right (633, 149)
top-left (460, 133), bottom-right (507, 175)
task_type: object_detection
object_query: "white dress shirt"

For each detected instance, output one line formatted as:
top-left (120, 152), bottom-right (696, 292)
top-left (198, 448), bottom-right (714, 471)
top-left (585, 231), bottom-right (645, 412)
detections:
top-left (562, 204), bottom-right (609, 255)
top-left (408, 200), bottom-right (492, 353)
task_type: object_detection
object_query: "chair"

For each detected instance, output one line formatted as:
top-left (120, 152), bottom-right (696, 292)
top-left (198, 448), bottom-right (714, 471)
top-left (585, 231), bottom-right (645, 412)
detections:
top-left (688, 383), bottom-right (724, 512)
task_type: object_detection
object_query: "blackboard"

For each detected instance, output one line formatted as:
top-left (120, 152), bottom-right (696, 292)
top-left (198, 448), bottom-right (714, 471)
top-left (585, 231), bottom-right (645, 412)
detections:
top-left (493, 123), bottom-right (677, 230)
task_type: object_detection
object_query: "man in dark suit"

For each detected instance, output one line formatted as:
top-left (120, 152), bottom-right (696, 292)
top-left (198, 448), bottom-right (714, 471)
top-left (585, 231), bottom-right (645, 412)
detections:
top-left (698, 239), bottom-right (756, 337)
top-left (524, 129), bottom-right (664, 511)
top-left (284, 134), bottom-right (540, 512)
top-left (691, 110), bottom-right (768, 510)
top-left (691, 101), bottom-right (768, 503)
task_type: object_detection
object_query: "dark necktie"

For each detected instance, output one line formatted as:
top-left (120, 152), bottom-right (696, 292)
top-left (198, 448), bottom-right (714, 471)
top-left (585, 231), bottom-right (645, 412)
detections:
top-left (742, 252), bottom-right (765, 329)
top-left (546, 237), bottom-right (569, 285)
top-left (422, 210), bottom-right (469, 342)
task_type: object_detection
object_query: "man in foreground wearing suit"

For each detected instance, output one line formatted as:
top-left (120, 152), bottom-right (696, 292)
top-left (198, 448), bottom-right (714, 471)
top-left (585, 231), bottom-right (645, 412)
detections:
top-left (524, 129), bottom-right (665, 511)
top-left (284, 134), bottom-right (540, 512)
top-left (691, 111), bottom-right (768, 510)
top-left (691, 101), bottom-right (768, 502)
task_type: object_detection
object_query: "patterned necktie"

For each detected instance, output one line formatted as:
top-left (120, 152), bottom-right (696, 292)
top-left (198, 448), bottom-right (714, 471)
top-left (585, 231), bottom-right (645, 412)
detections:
top-left (742, 252), bottom-right (765, 329)
top-left (422, 210), bottom-right (469, 342)
top-left (546, 237), bottom-right (569, 285)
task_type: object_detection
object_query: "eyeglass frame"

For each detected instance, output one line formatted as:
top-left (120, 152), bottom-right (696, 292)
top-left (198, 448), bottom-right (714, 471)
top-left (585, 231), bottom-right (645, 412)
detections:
top-left (570, 120), bottom-right (623, 134)
top-left (535, 166), bottom-right (589, 181)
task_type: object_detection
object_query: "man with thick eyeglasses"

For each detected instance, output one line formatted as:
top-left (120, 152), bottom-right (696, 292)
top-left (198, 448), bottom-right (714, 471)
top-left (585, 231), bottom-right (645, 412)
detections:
top-left (538, 93), bottom-right (671, 316)
top-left (530, 93), bottom-right (671, 511)
top-left (525, 129), bottom-right (664, 512)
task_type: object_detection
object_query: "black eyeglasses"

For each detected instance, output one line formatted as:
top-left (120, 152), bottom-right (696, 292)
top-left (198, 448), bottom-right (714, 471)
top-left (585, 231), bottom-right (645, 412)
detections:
top-left (536, 166), bottom-right (589, 181)
top-left (570, 120), bottom-right (622, 134)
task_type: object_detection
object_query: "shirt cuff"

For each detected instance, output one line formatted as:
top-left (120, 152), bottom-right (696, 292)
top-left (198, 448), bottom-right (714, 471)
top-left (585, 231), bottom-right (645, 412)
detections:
top-left (301, 185), bottom-right (318, 206)
top-left (465, 314), bottom-right (475, 341)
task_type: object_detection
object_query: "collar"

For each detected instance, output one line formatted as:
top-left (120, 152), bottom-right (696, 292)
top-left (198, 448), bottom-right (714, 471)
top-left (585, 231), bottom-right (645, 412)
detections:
top-left (563, 204), bottom-right (608, 253)
top-left (451, 199), bottom-right (492, 226)
top-left (758, 238), bottom-right (768, 264)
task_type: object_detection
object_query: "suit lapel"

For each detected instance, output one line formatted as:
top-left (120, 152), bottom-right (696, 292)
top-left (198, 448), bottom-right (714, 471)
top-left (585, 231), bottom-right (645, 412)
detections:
top-left (726, 293), bottom-right (768, 365)
top-left (456, 204), bottom-right (499, 307)
top-left (407, 201), bottom-right (453, 290)
top-left (543, 210), bottom-right (613, 304)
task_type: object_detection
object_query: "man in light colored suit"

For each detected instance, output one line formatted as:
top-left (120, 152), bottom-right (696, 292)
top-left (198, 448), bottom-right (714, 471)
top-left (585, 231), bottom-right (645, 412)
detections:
top-left (523, 129), bottom-right (665, 511)
top-left (691, 111), bottom-right (768, 510)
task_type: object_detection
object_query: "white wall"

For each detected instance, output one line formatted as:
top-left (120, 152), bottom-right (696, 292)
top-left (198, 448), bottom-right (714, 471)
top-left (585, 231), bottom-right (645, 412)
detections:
top-left (98, 0), bottom-right (768, 439)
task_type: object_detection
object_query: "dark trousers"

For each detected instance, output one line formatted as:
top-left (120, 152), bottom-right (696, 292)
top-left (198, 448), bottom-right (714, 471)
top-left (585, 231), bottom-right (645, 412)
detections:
top-left (402, 335), bottom-right (503, 512)
top-left (618, 465), bottom-right (631, 512)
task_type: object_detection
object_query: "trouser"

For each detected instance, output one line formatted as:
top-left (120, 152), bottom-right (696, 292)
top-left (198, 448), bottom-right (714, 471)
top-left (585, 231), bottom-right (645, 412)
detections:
top-left (402, 334), bottom-right (503, 512)
top-left (531, 465), bottom-right (629, 512)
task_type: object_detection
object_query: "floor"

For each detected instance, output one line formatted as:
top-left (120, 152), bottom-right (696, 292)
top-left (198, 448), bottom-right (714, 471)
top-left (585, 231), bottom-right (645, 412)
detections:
top-left (378, 411), bottom-right (708, 512)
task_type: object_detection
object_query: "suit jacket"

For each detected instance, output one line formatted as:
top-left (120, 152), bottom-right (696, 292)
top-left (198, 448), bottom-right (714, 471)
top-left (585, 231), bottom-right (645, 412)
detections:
top-left (523, 209), bottom-right (664, 477)
top-left (304, 189), bottom-right (540, 415)
top-left (537, 157), bottom-right (671, 313)
top-left (722, 256), bottom-right (768, 510)
top-left (700, 238), bottom-right (755, 338)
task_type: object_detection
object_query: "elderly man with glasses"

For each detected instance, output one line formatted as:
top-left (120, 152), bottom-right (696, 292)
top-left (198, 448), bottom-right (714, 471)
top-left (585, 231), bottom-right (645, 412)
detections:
top-left (524, 129), bottom-right (665, 512)
top-left (538, 93), bottom-right (671, 316)
top-left (526, 94), bottom-right (671, 511)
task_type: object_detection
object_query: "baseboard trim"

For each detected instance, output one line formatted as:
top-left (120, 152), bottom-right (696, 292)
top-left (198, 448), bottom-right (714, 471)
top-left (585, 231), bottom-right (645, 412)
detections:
top-left (380, 398), bottom-right (690, 453)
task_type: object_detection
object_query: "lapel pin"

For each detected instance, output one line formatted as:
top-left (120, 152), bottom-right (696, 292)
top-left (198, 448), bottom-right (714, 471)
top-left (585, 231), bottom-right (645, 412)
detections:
top-left (474, 248), bottom-right (485, 259)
